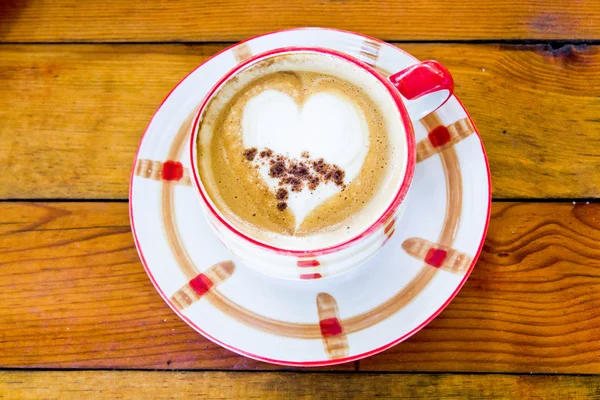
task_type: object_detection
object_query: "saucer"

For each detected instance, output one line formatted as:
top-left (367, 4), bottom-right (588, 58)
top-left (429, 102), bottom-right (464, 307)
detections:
top-left (129, 28), bottom-right (491, 366)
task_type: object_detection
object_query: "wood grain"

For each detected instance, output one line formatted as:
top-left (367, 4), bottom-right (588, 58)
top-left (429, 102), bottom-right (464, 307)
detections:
top-left (2, 371), bottom-right (600, 400)
top-left (1, 202), bottom-right (600, 372)
top-left (2, 1), bottom-right (600, 42)
top-left (0, 202), bottom-right (352, 371)
top-left (361, 201), bottom-right (600, 372)
top-left (1, 43), bottom-right (599, 200)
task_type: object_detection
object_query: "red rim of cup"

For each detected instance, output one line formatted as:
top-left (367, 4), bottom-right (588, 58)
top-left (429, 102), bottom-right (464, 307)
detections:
top-left (188, 46), bottom-right (417, 256)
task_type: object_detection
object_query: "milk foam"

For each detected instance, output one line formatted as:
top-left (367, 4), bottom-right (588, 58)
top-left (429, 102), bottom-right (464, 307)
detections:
top-left (242, 89), bottom-right (369, 227)
top-left (197, 52), bottom-right (408, 250)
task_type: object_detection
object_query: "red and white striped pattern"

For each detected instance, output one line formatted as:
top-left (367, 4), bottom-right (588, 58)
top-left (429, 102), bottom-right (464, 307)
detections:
top-left (402, 238), bottom-right (472, 273)
top-left (170, 261), bottom-right (235, 310)
top-left (135, 159), bottom-right (191, 185)
top-left (417, 118), bottom-right (475, 162)
top-left (316, 293), bottom-right (348, 358)
top-left (297, 258), bottom-right (322, 280)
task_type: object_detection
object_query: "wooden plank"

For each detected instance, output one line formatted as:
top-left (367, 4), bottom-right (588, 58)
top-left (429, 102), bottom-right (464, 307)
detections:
top-left (2, 1), bottom-right (600, 42)
top-left (0, 44), bottom-right (222, 200)
top-left (1, 202), bottom-right (600, 372)
top-left (1, 44), bottom-right (599, 200)
top-left (0, 201), bottom-right (352, 371)
top-left (360, 201), bottom-right (600, 372)
top-left (2, 371), bottom-right (600, 400)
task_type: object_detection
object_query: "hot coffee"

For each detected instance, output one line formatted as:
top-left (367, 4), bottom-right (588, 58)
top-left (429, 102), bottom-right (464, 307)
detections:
top-left (196, 52), bottom-right (407, 250)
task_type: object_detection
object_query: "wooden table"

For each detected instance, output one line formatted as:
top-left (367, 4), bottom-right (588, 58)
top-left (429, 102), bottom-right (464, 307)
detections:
top-left (1, 1), bottom-right (600, 398)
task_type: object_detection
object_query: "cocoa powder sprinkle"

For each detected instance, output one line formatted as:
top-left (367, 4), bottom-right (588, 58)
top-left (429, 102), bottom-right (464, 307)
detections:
top-left (269, 161), bottom-right (286, 178)
top-left (243, 147), bottom-right (347, 211)
top-left (312, 159), bottom-right (326, 174)
top-left (332, 168), bottom-right (345, 185)
top-left (243, 147), bottom-right (257, 161)
top-left (260, 149), bottom-right (273, 158)
top-left (289, 162), bottom-right (309, 178)
top-left (308, 176), bottom-right (320, 191)
top-left (276, 188), bottom-right (289, 201)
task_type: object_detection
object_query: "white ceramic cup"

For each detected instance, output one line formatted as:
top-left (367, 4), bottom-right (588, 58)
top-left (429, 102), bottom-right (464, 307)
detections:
top-left (189, 47), bottom-right (453, 280)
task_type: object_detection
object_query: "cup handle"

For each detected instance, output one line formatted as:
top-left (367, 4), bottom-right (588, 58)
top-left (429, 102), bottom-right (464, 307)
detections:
top-left (389, 60), bottom-right (454, 121)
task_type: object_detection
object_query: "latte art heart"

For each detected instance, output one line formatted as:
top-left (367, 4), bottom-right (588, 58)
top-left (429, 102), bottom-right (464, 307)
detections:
top-left (197, 60), bottom-right (398, 249)
top-left (242, 89), bottom-right (370, 227)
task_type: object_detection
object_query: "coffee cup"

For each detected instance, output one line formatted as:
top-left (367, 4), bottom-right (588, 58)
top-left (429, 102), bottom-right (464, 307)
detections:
top-left (189, 47), bottom-right (453, 279)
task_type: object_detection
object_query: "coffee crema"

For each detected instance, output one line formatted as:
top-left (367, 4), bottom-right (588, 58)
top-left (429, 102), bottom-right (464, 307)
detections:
top-left (196, 53), bottom-right (405, 249)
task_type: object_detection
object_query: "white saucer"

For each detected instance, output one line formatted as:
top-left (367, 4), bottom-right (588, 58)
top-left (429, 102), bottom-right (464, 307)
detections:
top-left (129, 28), bottom-right (491, 366)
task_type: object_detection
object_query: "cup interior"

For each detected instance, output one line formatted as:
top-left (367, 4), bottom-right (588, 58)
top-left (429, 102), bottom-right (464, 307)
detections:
top-left (189, 47), bottom-right (416, 255)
